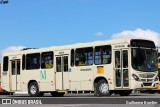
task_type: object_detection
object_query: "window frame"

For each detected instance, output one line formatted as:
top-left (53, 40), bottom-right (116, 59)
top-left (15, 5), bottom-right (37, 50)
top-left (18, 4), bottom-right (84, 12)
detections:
top-left (75, 47), bottom-right (93, 66)
top-left (26, 53), bottom-right (40, 70)
top-left (41, 51), bottom-right (54, 69)
top-left (71, 49), bottom-right (74, 67)
top-left (22, 54), bottom-right (25, 70)
top-left (3, 56), bottom-right (9, 71)
top-left (94, 45), bottom-right (112, 65)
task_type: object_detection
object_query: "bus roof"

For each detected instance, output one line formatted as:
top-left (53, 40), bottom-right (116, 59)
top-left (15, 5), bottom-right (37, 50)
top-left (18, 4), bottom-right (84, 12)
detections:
top-left (2, 38), bottom-right (153, 56)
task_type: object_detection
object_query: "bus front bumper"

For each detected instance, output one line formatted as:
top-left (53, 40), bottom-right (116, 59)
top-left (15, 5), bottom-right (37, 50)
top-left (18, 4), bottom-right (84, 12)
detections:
top-left (131, 80), bottom-right (159, 90)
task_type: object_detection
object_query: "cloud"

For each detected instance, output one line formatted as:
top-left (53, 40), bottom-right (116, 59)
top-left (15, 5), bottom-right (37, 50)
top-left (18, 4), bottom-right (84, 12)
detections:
top-left (2, 46), bottom-right (26, 54)
top-left (95, 32), bottom-right (104, 36)
top-left (111, 28), bottom-right (160, 46)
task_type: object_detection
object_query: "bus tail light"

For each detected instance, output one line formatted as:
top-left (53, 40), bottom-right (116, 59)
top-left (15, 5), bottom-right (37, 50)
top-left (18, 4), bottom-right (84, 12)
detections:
top-left (132, 74), bottom-right (140, 81)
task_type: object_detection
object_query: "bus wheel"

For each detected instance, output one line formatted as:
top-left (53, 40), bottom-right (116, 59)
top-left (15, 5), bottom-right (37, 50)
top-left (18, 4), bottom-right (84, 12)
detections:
top-left (50, 92), bottom-right (65, 97)
top-left (28, 82), bottom-right (40, 97)
top-left (95, 79), bottom-right (111, 96)
top-left (119, 90), bottom-right (132, 96)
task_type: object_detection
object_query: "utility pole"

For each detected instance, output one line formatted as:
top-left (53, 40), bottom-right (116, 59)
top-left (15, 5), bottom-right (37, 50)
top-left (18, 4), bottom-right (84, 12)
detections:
top-left (0, 0), bottom-right (9, 4)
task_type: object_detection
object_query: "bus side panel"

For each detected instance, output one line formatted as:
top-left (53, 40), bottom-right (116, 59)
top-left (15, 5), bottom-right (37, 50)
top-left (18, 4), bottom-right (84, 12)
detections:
top-left (21, 69), bottom-right (55, 92)
top-left (39, 69), bottom-right (55, 91)
top-left (69, 67), bottom-right (93, 91)
top-left (93, 64), bottom-right (115, 90)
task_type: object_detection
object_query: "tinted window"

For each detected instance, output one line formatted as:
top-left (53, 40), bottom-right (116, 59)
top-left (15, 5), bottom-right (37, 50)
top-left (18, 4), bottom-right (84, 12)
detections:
top-left (94, 45), bottom-right (111, 65)
top-left (11, 61), bottom-right (16, 75)
top-left (71, 49), bottom-right (74, 67)
top-left (56, 57), bottom-right (61, 72)
top-left (75, 47), bottom-right (93, 66)
top-left (64, 56), bottom-right (68, 72)
top-left (22, 54), bottom-right (25, 70)
top-left (131, 40), bottom-right (155, 48)
top-left (123, 50), bottom-right (128, 68)
top-left (26, 53), bottom-right (40, 70)
top-left (3, 56), bottom-right (8, 71)
top-left (41, 52), bottom-right (53, 69)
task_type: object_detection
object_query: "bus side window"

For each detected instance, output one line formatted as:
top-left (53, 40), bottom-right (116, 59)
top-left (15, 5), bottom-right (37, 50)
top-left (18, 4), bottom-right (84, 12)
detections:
top-left (26, 53), bottom-right (40, 70)
top-left (22, 54), bottom-right (25, 70)
top-left (75, 47), bottom-right (93, 66)
top-left (3, 56), bottom-right (9, 71)
top-left (41, 52), bottom-right (53, 69)
top-left (94, 45), bottom-right (111, 65)
top-left (71, 49), bottom-right (74, 67)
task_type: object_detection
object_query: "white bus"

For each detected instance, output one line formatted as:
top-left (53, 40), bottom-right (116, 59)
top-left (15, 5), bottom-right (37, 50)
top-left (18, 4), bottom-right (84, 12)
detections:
top-left (1, 39), bottom-right (159, 97)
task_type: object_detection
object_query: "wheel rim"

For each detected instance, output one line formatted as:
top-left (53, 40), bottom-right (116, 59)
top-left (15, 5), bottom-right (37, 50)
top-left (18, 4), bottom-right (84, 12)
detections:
top-left (30, 85), bottom-right (37, 95)
top-left (99, 82), bottom-right (109, 94)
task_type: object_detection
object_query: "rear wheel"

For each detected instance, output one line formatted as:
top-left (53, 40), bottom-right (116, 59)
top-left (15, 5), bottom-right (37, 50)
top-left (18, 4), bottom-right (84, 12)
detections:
top-left (95, 79), bottom-right (111, 96)
top-left (50, 92), bottom-right (65, 97)
top-left (28, 82), bottom-right (42, 97)
top-left (118, 90), bottom-right (132, 96)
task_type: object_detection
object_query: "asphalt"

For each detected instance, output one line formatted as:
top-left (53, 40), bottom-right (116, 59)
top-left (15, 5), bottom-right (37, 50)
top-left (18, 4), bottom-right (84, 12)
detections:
top-left (0, 93), bottom-right (160, 107)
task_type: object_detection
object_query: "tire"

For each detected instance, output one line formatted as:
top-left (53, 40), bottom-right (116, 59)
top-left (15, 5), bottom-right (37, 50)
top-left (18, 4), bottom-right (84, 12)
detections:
top-left (28, 82), bottom-right (41, 97)
top-left (118, 90), bottom-right (132, 96)
top-left (50, 92), bottom-right (65, 97)
top-left (95, 79), bottom-right (111, 96)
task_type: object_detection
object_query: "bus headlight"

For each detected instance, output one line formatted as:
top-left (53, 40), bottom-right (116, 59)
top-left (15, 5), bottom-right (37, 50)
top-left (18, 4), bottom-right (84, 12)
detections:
top-left (154, 75), bottom-right (159, 81)
top-left (132, 74), bottom-right (140, 81)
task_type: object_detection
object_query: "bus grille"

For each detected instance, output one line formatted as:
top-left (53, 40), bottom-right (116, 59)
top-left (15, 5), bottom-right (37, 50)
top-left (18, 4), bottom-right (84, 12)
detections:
top-left (139, 74), bottom-right (155, 78)
top-left (141, 79), bottom-right (153, 82)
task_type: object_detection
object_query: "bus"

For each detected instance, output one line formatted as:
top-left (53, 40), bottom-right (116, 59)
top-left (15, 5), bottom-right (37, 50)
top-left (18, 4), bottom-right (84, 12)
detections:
top-left (147, 48), bottom-right (160, 93)
top-left (140, 48), bottom-right (160, 93)
top-left (157, 50), bottom-right (160, 92)
top-left (1, 39), bottom-right (159, 97)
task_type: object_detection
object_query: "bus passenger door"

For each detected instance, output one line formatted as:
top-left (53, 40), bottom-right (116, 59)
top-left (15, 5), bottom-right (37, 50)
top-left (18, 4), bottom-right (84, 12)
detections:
top-left (55, 55), bottom-right (69, 90)
top-left (114, 50), bottom-right (129, 89)
top-left (11, 60), bottom-right (21, 91)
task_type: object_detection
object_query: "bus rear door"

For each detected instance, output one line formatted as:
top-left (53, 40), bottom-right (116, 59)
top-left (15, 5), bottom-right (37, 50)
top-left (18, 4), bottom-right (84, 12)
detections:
top-left (11, 59), bottom-right (21, 91)
top-left (55, 55), bottom-right (69, 91)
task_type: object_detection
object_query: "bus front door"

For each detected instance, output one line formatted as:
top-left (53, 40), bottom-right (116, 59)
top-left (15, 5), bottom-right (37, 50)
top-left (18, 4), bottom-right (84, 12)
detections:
top-left (11, 60), bottom-right (21, 91)
top-left (114, 49), bottom-right (129, 89)
top-left (55, 55), bottom-right (69, 91)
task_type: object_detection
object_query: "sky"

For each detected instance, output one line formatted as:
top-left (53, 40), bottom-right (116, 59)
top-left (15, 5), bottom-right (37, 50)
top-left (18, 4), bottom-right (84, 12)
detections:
top-left (0, 0), bottom-right (160, 59)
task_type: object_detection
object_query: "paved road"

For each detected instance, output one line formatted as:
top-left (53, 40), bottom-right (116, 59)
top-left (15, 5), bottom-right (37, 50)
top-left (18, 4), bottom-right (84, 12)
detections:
top-left (0, 93), bottom-right (160, 107)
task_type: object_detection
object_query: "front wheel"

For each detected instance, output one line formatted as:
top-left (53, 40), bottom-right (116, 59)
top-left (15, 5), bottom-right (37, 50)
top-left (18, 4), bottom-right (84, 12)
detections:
top-left (95, 79), bottom-right (111, 96)
top-left (118, 90), bottom-right (132, 96)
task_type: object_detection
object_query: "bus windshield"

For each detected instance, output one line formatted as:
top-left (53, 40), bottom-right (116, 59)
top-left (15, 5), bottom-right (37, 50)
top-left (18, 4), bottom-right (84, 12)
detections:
top-left (132, 48), bottom-right (157, 72)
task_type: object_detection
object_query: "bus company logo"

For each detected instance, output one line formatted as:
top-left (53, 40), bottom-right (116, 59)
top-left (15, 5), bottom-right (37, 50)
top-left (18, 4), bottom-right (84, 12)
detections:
top-left (2, 99), bottom-right (11, 104)
top-left (40, 70), bottom-right (46, 80)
